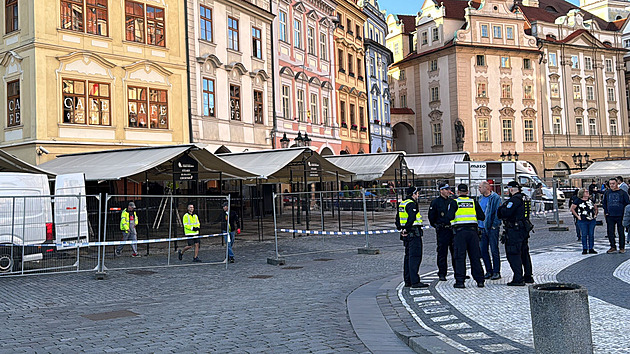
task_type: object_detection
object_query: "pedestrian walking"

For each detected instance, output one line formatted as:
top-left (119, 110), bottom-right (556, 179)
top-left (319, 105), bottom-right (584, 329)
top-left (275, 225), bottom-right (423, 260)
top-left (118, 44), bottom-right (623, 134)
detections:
top-left (116, 202), bottom-right (140, 257)
top-left (570, 188), bottom-right (598, 255)
top-left (617, 176), bottom-right (629, 194)
top-left (178, 204), bottom-right (202, 262)
top-left (497, 181), bottom-right (534, 286)
top-left (532, 183), bottom-right (544, 217)
top-left (428, 183), bottom-right (457, 281)
top-left (602, 178), bottom-right (630, 253)
top-left (220, 201), bottom-right (240, 263)
top-left (477, 181), bottom-right (502, 280)
top-left (396, 186), bottom-right (428, 288)
top-left (570, 188), bottom-right (582, 242)
top-left (446, 184), bottom-right (486, 289)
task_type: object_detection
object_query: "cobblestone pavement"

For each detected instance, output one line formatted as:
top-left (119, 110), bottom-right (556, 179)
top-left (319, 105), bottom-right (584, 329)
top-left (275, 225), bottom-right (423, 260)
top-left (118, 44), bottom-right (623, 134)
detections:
top-left (395, 212), bottom-right (630, 353)
top-left (0, 209), bottom-right (593, 353)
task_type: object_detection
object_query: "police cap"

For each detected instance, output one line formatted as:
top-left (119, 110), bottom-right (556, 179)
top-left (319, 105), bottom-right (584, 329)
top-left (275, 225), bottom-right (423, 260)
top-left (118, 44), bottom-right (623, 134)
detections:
top-left (507, 181), bottom-right (521, 188)
top-left (457, 184), bottom-right (468, 192)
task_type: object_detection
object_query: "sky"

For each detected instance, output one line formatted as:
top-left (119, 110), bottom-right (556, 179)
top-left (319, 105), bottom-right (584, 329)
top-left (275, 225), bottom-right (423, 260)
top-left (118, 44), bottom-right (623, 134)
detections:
top-left (377, 0), bottom-right (580, 17)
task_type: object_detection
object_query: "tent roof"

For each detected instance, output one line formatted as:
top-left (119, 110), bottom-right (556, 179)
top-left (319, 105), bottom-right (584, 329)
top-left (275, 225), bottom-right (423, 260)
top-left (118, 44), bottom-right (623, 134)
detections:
top-left (38, 144), bottom-right (257, 181)
top-left (0, 149), bottom-right (55, 176)
top-left (569, 159), bottom-right (630, 179)
top-left (404, 152), bottom-right (470, 179)
top-left (325, 152), bottom-right (406, 181)
top-left (218, 147), bottom-right (353, 182)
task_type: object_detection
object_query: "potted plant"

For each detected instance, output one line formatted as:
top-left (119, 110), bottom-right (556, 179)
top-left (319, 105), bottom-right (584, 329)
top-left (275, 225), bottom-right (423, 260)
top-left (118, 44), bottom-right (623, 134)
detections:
top-left (341, 122), bottom-right (348, 128)
top-left (351, 124), bottom-right (358, 130)
top-left (360, 126), bottom-right (367, 132)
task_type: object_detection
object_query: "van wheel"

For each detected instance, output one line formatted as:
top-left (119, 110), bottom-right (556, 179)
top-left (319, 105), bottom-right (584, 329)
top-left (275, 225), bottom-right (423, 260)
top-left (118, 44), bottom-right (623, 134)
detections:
top-left (0, 249), bottom-right (21, 273)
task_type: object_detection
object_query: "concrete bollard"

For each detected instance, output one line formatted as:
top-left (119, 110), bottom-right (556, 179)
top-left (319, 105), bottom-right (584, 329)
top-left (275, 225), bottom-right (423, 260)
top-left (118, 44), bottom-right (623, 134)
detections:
top-left (528, 283), bottom-right (593, 354)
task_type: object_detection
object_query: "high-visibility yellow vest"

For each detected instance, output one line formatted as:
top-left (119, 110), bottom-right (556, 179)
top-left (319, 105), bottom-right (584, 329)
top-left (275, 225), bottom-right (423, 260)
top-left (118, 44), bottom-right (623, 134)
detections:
top-left (120, 209), bottom-right (138, 231)
top-left (451, 197), bottom-right (478, 226)
top-left (398, 199), bottom-right (423, 226)
top-left (183, 213), bottom-right (200, 235)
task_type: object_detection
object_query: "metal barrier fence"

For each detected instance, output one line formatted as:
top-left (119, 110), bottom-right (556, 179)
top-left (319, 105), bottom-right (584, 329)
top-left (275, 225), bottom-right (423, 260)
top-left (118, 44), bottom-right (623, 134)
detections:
top-left (98, 194), bottom-right (231, 271)
top-left (0, 194), bottom-right (101, 276)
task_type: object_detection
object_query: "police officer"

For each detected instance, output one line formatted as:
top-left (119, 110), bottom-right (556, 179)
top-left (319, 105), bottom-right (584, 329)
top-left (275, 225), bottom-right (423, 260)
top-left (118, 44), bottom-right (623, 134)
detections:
top-left (446, 184), bottom-right (486, 288)
top-left (497, 181), bottom-right (534, 286)
top-left (396, 186), bottom-right (428, 288)
top-left (428, 183), bottom-right (457, 281)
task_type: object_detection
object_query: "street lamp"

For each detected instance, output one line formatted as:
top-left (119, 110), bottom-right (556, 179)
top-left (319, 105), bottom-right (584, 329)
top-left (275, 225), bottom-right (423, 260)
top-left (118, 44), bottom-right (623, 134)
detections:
top-left (303, 133), bottom-right (312, 147)
top-left (295, 132), bottom-right (304, 147)
top-left (280, 133), bottom-right (290, 149)
top-left (513, 151), bottom-right (519, 161)
top-left (572, 152), bottom-right (590, 170)
top-left (500, 152), bottom-right (506, 161)
top-left (506, 151), bottom-right (512, 161)
top-left (500, 151), bottom-right (519, 161)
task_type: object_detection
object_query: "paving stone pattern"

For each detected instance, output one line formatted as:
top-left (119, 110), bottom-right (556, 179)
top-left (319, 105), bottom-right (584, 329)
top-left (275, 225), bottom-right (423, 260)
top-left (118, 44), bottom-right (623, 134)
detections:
top-left (0, 210), bottom-right (588, 352)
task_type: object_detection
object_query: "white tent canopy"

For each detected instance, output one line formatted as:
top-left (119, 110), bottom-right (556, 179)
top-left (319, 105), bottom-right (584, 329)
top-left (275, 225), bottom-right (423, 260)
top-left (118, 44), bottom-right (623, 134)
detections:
top-left (0, 149), bottom-right (54, 176)
top-left (569, 159), bottom-right (630, 179)
top-left (219, 147), bottom-right (353, 182)
top-left (404, 152), bottom-right (470, 179)
top-left (325, 152), bottom-right (405, 181)
top-left (38, 144), bottom-right (257, 181)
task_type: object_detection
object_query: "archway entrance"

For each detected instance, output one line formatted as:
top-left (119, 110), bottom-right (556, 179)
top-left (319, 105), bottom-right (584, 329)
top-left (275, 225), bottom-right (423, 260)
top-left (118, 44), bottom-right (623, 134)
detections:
top-left (392, 122), bottom-right (417, 153)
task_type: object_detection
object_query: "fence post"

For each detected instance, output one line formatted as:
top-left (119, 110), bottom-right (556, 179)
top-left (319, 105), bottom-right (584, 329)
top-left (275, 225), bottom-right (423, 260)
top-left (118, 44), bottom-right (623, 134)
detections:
top-left (21, 196), bottom-right (26, 274)
top-left (320, 191), bottom-right (324, 231)
top-left (167, 195), bottom-right (173, 266)
top-left (95, 194), bottom-right (103, 276)
top-left (76, 195), bottom-right (82, 272)
top-left (225, 194), bottom-right (230, 270)
top-left (358, 188), bottom-right (379, 255)
top-left (268, 192), bottom-right (285, 266)
top-left (96, 194), bottom-right (111, 279)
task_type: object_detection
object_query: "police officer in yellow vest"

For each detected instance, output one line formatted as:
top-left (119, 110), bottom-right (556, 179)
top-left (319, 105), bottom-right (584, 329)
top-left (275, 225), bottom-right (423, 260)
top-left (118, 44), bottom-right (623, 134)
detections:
top-left (395, 186), bottom-right (429, 288)
top-left (178, 204), bottom-right (202, 262)
top-left (446, 184), bottom-right (486, 288)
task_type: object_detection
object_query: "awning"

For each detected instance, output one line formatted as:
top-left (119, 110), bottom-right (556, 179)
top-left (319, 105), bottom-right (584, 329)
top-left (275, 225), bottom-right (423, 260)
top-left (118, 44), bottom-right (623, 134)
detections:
top-left (404, 152), bottom-right (470, 179)
top-left (219, 147), bottom-right (353, 182)
top-left (569, 159), bottom-right (630, 179)
top-left (325, 152), bottom-right (405, 181)
top-left (38, 144), bottom-right (257, 181)
top-left (0, 149), bottom-right (55, 176)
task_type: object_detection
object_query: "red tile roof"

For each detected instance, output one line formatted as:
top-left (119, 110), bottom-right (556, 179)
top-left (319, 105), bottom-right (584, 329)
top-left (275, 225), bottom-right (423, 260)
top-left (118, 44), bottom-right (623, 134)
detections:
top-left (390, 107), bottom-right (415, 115)
top-left (397, 15), bottom-right (417, 34)
top-left (519, 0), bottom-right (616, 31)
top-left (441, 0), bottom-right (480, 20)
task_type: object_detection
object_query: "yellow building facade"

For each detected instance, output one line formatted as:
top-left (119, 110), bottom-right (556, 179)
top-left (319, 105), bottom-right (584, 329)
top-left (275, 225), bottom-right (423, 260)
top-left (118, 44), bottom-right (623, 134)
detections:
top-left (0, 1), bottom-right (189, 164)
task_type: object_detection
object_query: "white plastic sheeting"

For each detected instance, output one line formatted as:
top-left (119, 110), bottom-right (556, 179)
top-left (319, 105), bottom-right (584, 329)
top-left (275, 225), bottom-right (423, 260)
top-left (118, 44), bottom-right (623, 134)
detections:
top-left (325, 152), bottom-right (404, 181)
top-left (404, 152), bottom-right (469, 179)
top-left (569, 159), bottom-right (630, 179)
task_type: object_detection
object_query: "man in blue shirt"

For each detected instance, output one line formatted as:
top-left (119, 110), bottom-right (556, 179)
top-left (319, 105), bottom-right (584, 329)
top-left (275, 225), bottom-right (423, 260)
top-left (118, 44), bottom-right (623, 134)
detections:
top-left (478, 181), bottom-right (502, 280)
top-left (603, 178), bottom-right (630, 253)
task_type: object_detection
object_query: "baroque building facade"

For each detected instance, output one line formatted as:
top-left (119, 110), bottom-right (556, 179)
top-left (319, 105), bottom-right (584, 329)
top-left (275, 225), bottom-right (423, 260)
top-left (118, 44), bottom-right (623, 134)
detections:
top-left (360, 0), bottom-right (393, 153)
top-left (335, 0), bottom-right (369, 154)
top-left (187, 0), bottom-right (274, 153)
top-left (519, 0), bottom-right (629, 176)
top-left (272, 0), bottom-right (339, 155)
top-left (388, 0), bottom-right (544, 170)
top-left (0, 0), bottom-right (189, 164)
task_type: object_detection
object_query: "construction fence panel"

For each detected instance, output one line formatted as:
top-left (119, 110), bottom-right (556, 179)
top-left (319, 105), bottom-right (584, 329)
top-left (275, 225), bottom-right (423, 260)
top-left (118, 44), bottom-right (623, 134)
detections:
top-left (101, 194), bottom-right (230, 271)
top-left (0, 195), bottom-right (101, 277)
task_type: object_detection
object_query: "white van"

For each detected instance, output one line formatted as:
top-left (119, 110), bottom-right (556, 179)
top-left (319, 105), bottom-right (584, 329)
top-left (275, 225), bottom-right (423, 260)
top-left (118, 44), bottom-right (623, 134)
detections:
top-left (515, 162), bottom-right (566, 208)
top-left (0, 173), bottom-right (87, 273)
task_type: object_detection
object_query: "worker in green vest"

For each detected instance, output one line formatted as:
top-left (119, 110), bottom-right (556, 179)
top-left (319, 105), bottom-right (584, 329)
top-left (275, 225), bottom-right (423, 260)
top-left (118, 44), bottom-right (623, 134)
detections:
top-left (116, 202), bottom-right (140, 257)
top-left (178, 203), bottom-right (201, 262)
top-left (395, 186), bottom-right (428, 288)
top-left (446, 184), bottom-right (486, 289)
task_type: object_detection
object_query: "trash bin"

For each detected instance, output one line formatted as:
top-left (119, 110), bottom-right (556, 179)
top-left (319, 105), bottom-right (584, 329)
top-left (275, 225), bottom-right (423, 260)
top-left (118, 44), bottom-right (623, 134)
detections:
top-left (528, 283), bottom-right (593, 354)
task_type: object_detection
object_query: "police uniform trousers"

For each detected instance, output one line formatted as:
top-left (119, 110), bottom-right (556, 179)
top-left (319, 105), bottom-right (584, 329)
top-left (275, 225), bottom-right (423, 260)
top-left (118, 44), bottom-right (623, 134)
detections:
top-left (505, 228), bottom-right (533, 283)
top-left (436, 227), bottom-right (455, 278)
top-left (453, 226), bottom-right (484, 284)
top-left (403, 228), bottom-right (423, 286)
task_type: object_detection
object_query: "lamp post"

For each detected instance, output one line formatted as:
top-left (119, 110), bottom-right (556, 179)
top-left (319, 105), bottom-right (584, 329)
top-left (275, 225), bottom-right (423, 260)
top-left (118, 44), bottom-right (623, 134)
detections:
top-left (303, 133), bottom-right (312, 147)
top-left (294, 132), bottom-right (304, 147)
top-left (280, 133), bottom-right (290, 149)
top-left (500, 151), bottom-right (519, 161)
top-left (572, 152), bottom-right (590, 170)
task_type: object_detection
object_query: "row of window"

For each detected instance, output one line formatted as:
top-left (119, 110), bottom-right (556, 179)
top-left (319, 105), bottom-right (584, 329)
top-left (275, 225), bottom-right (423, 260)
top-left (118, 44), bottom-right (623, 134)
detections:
top-left (418, 27), bottom-right (439, 46)
top-left (201, 78), bottom-right (264, 123)
top-left (338, 50), bottom-right (364, 78)
top-left (281, 85), bottom-right (330, 125)
top-left (477, 118), bottom-right (535, 143)
top-left (551, 116), bottom-right (617, 136)
top-left (550, 83), bottom-right (616, 102)
top-left (279, 10), bottom-right (329, 60)
top-left (339, 101), bottom-right (366, 129)
top-left (475, 55), bottom-right (532, 69)
top-left (548, 53), bottom-right (615, 72)
top-left (60, 1), bottom-right (165, 47)
top-left (476, 83), bottom-right (533, 99)
top-left (480, 24), bottom-right (515, 40)
top-left (336, 12), bottom-right (362, 40)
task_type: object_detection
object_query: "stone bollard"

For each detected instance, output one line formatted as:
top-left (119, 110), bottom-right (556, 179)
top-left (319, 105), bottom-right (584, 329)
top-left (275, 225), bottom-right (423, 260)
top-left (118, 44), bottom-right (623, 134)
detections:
top-left (528, 283), bottom-right (593, 354)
